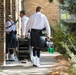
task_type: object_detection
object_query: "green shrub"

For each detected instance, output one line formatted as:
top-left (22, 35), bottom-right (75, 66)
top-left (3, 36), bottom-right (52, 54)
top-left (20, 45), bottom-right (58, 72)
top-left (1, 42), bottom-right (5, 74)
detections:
top-left (51, 20), bottom-right (76, 54)
top-left (51, 21), bottom-right (67, 54)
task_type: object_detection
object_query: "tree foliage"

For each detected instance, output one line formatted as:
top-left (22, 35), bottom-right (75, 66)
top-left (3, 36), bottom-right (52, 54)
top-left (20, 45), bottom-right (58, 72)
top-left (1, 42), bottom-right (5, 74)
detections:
top-left (60, 0), bottom-right (76, 15)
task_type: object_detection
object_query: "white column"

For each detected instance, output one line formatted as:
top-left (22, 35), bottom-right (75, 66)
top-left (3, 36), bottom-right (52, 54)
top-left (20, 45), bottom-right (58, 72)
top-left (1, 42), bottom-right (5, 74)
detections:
top-left (4, 0), bottom-right (6, 66)
top-left (15, 0), bottom-right (18, 21)
top-left (17, 0), bottom-right (21, 35)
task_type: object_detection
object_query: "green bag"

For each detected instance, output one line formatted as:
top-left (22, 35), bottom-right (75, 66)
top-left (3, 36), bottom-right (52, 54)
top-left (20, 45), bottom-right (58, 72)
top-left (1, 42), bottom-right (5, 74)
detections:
top-left (48, 47), bottom-right (54, 53)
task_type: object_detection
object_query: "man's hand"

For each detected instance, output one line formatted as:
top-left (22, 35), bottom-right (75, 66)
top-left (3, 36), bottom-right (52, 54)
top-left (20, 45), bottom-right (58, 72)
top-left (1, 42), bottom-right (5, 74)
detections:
top-left (47, 36), bottom-right (52, 41)
top-left (25, 35), bottom-right (28, 38)
top-left (47, 37), bottom-right (50, 41)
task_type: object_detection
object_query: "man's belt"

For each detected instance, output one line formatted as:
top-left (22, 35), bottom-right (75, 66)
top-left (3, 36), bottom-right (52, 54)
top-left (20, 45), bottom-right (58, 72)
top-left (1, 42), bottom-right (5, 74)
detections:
top-left (31, 28), bottom-right (46, 36)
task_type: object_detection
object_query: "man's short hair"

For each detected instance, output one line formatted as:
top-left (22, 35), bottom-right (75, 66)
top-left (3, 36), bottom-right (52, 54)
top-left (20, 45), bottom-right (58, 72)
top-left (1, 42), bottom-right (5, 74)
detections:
top-left (36, 6), bottom-right (42, 12)
top-left (20, 10), bottom-right (26, 15)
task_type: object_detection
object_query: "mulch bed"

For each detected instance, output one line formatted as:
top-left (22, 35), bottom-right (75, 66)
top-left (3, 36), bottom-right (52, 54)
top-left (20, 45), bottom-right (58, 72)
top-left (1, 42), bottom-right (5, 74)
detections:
top-left (49, 55), bottom-right (73, 75)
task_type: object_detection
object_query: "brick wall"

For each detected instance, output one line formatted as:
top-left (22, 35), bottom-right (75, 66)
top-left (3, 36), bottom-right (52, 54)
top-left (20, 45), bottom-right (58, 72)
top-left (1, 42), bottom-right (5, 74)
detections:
top-left (6, 0), bottom-right (16, 21)
top-left (12, 0), bottom-right (16, 21)
top-left (6, 0), bottom-right (10, 21)
top-left (0, 0), bottom-right (5, 65)
top-left (24, 0), bottom-right (60, 26)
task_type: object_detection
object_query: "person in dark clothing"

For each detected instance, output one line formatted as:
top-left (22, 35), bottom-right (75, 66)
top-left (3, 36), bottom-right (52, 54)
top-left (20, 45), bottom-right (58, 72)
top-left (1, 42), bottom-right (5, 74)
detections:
top-left (6, 15), bottom-right (18, 61)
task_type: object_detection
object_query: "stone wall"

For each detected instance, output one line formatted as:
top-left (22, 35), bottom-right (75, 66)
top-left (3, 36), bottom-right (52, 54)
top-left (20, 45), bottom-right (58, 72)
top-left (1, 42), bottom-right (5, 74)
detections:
top-left (24, 0), bottom-right (60, 26)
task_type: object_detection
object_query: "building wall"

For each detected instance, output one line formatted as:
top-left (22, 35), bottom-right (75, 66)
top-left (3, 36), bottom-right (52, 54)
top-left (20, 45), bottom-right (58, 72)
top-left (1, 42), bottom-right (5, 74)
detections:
top-left (6, 0), bottom-right (10, 20)
top-left (24, 0), bottom-right (60, 26)
top-left (12, 0), bottom-right (16, 21)
top-left (6, 0), bottom-right (16, 21)
top-left (0, 0), bottom-right (5, 65)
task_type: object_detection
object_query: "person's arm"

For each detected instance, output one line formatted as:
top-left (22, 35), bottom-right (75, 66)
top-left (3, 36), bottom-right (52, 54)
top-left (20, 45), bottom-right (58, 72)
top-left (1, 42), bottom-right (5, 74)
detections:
top-left (44, 16), bottom-right (51, 38)
top-left (25, 16), bottom-right (33, 36)
top-left (21, 18), bottom-right (28, 36)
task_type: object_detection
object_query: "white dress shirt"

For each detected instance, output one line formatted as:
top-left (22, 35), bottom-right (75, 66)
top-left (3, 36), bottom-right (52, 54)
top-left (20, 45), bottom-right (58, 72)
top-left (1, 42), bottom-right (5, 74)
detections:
top-left (6, 20), bottom-right (16, 32)
top-left (21, 15), bottom-right (29, 35)
top-left (26, 12), bottom-right (51, 37)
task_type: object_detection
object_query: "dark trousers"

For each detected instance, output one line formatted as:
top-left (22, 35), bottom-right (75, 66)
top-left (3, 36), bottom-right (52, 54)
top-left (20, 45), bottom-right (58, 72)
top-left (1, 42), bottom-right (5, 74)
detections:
top-left (33, 48), bottom-right (40, 58)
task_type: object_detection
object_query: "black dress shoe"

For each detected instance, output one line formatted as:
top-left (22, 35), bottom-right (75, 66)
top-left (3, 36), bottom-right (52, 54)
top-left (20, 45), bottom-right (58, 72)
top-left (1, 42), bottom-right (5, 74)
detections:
top-left (6, 59), bottom-right (15, 61)
top-left (33, 64), bottom-right (37, 67)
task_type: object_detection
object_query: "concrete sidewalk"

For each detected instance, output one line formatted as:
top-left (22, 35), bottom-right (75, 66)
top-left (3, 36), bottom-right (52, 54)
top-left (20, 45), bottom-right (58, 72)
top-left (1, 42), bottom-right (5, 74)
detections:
top-left (0, 52), bottom-right (61, 75)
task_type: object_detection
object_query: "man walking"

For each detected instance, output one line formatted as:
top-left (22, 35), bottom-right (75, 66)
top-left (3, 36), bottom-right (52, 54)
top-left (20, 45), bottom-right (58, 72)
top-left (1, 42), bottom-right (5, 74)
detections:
top-left (25, 6), bottom-right (51, 67)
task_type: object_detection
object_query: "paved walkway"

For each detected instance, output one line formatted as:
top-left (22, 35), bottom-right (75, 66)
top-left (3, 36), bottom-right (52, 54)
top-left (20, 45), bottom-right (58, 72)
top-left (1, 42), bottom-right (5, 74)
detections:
top-left (0, 52), bottom-right (61, 75)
